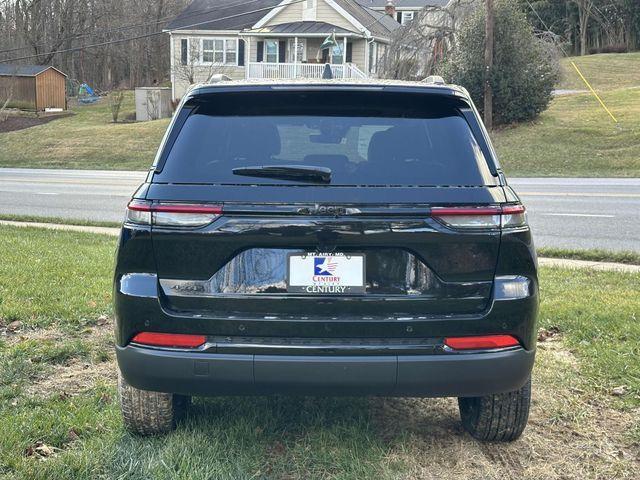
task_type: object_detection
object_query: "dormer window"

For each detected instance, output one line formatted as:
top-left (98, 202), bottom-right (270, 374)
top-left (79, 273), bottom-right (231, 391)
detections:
top-left (302, 0), bottom-right (317, 21)
top-left (400, 11), bottom-right (414, 25)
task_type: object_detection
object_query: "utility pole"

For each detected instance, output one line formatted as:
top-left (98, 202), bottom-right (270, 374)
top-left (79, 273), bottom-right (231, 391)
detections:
top-left (484, 0), bottom-right (494, 130)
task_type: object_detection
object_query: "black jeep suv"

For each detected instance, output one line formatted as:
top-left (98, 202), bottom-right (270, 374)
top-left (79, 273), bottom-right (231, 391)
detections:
top-left (114, 80), bottom-right (538, 441)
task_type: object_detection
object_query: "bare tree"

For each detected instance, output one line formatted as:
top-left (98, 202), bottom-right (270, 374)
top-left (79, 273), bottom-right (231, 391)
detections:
top-left (1, 0), bottom-right (187, 90)
top-left (378, 0), bottom-right (478, 80)
top-left (172, 38), bottom-right (238, 89)
top-left (0, 79), bottom-right (16, 122)
top-left (569, 0), bottom-right (595, 55)
top-left (0, 67), bottom-right (18, 122)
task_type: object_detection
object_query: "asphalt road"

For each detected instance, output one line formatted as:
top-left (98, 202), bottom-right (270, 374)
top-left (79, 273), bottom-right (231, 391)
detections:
top-left (1, 168), bottom-right (638, 252)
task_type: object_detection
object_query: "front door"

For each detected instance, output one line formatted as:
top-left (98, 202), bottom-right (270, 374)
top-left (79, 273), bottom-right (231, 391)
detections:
top-left (288, 38), bottom-right (306, 62)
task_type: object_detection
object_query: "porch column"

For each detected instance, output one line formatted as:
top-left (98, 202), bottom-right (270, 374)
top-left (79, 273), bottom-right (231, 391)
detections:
top-left (294, 36), bottom-right (298, 78)
top-left (343, 36), bottom-right (348, 78)
top-left (343, 37), bottom-right (347, 64)
top-left (246, 36), bottom-right (251, 79)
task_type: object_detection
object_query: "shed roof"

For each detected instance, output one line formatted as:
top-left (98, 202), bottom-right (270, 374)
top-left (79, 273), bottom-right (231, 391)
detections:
top-left (0, 64), bottom-right (66, 77)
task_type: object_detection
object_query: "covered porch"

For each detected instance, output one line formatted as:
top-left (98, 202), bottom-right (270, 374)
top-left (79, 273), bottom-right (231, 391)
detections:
top-left (242, 21), bottom-right (368, 79)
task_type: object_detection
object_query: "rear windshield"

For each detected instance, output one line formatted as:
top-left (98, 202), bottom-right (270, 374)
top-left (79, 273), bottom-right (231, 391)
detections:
top-left (155, 91), bottom-right (496, 186)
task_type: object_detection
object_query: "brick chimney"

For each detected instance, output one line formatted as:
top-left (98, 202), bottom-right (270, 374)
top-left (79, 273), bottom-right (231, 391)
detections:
top-left (384, 0), bottom-right (396, 18)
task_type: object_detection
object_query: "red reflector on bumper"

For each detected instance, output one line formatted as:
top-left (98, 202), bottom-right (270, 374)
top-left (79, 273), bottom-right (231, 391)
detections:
top-left (131, 332), bottom-right (206, 348)
top-left (444, 335), bottom-right (520, 350)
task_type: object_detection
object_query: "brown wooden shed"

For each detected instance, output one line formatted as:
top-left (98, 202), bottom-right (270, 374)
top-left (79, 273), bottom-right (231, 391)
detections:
top-left (0, 64), bottom-right (67, 111)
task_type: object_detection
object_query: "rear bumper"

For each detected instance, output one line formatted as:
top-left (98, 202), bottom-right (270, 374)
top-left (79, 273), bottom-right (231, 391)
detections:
top-left (116, 345), bottom-right (535, 397)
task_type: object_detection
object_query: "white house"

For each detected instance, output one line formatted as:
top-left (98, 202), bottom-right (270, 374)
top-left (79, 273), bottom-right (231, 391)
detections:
top-left (167, 0), bottom-right (400, 99)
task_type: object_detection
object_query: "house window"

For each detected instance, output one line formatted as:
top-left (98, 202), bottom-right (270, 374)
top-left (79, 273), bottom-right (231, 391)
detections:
top-left (331, 43), bottom-right (343, 64)
top-left (400, 11), bottom-right (414, 25)
top-left (180, 39), bottom-right (188, 65)
top-left (225, 39), bottom-right (237, 64)
top-left (265, 40), bottom-right (278, 63)
top-left (200, 38), bottom-right (237, 64)
top-left (202, 39), bottom-right (215, 63)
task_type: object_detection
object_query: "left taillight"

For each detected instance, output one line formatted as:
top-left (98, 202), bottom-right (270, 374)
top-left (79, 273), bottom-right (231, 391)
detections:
top-left (125, 200), bottom-right (223, 227)
top-left (431, 204), bottom-right (527, 230)
top-left (131, 332), bottom-right (206, 348)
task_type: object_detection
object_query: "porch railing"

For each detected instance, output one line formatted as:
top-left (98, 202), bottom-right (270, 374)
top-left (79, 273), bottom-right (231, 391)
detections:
top-left (246, 62), bottom-right (367, 80)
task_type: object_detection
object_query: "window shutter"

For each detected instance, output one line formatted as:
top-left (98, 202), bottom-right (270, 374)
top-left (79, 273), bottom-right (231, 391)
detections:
top-left (238, 39), bottom-right (245, 66)
top-left (257, 41), bottom-right (264, 62)
top-left (278, 40), bottom-right (286, 63)
top-left (321, 48), bottom-right (328, 63)
top-left (346, 42), bottom-right (352, 63)
top-left (396, 12), bottom-right (402, 23)
top-left (180, 39), bottom-right (188, 65)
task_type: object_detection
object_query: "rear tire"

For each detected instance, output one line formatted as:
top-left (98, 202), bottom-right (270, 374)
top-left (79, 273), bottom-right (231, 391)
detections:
top-left (458, 378), bottom-right (531, 442)
top-left (118, 371), bottom-right (190, 435)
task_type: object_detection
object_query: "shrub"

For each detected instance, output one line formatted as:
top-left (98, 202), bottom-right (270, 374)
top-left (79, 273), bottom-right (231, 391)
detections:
top-left (440, 1), bottom-right (560, 126)
top-left (109, 90), bottom-right (125, 123)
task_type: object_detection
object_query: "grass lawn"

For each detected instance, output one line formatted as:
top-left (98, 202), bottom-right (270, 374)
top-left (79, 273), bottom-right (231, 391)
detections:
top-left (557, 52), bottom-right (640, 92)
top-left (538, 247), bottom-right (640, 265)
top-left (493, 86), bottom-right (640, 177)
top-left (491, 52), bottom-right (640, 177)
top-left (0, 92), bottom-right (169, 170)
top-left (1, 225), bottom-right (639, 479)
top-left (0, 213), bottom-right (121, 229)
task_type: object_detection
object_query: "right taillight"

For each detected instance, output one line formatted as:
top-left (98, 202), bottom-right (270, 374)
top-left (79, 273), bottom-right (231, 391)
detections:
top-left (431, 204), bottom-right (527, 230)
top-left (444, 334), bottom-right (521, 350)
top-left (500, 205), bottom-right (527, 228)
top-left (125, 200), bottom-right (222, 227)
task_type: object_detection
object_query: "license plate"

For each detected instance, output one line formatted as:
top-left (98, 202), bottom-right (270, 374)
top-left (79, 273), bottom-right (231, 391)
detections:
top-left (287, 253), bottom-right (365, 294)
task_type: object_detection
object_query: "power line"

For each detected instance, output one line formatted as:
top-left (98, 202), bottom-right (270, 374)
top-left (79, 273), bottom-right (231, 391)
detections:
top-left (0, 0), bottom-right (267, 55)
top-left (0, 0), bottom-right (305, 64)
top-left (525, 0), bottom-right (569, 57)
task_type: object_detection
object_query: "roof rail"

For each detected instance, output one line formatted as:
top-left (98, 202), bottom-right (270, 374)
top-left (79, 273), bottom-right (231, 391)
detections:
top-left (423, 75), bottom-right (446, 85)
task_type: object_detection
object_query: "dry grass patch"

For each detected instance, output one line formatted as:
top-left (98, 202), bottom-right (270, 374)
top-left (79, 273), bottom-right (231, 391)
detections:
top-left (20, 321), bottom-right (115, 399)
top-left (367, 341), bottom-right (638, 479)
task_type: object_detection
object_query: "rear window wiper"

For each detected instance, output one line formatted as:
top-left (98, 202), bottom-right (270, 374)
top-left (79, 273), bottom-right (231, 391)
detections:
top-left (232, 165), bottom-right (331, 183)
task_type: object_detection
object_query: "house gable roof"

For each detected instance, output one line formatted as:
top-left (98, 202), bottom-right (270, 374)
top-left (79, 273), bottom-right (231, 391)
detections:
top-left (167, 0), bottom-right (282, 31)
top-left (0, 64), bottom-right (66, 77)
top-left (169, 0), bottom-right (398, 39)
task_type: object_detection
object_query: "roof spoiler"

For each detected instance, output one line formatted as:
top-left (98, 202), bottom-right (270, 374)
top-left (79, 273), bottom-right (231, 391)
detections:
top-left (423, 75), bottom-right (446, 85)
